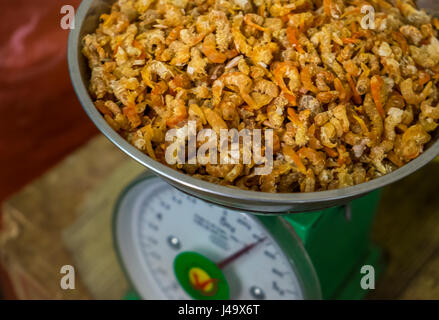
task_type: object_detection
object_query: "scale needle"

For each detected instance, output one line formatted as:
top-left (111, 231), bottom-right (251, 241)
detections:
top-left (216, 237), bottom-right (267, 269)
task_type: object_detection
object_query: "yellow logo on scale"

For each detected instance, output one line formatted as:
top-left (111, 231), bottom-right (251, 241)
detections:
top-left (188, 267), bottom-right (219, 296)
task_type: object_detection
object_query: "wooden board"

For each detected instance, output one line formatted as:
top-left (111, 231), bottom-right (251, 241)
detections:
top-left (370, 161), bottom-right (439, 299)
top-left (0, 136), bottom-right (143, 299)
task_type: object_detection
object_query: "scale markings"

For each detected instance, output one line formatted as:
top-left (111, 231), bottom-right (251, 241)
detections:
top-left (220, 216), bottom-right (236, 233)
top-left (272, 281), bottom-right (285, 296)
top-left (230, 234), bottom-right (241, 244)
top-left (236, 217), bottom-right (252, 230)
top-left (209, 234), bottom-right (230, 251)
top-left (146, 236), bottom-right (158, 245)
top-left (171, 195), bottom-right (182, 205)
top-left (194, 214), bottom-right (227, 238)
top-left (148, 222), bottom-right (159, 231)
top-left (272, 268), bottom-right (284, 278)
top-left (251, 233), bottom-right (265, 241)
top-left (186, 195), bottom-right (197, 204)
top-left (264, 250), bottom-right (276, 260)
top-left (159, 200), bottom-right (170, 210)
top-left (148, 251), bottom-right (161, 260)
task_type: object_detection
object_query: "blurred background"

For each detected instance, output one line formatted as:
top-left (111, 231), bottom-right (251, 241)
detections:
top-left (0, 0), bottom-right (96, 204)
top-left (0, 0), bottom-right (98, 299)
top-left (1, 0), bottom-right (439, 300)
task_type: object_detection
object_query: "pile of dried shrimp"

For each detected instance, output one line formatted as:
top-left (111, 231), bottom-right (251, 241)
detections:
top-left (83, 0), bottom-right (439, 192)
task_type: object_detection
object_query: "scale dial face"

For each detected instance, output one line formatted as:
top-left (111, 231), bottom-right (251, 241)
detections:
top-left (115, 176), bottom-right (314, 300)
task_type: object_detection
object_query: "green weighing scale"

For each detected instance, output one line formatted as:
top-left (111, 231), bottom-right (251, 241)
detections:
top-left (113, 173), bottom-right (383, 300)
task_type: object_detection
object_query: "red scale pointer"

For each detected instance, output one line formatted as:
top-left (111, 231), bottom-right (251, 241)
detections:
top-left (216, 237), bottom-right (267, 269)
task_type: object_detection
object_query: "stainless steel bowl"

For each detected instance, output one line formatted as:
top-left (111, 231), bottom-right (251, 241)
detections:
top-left (68, 0), bottom-right (439, 214)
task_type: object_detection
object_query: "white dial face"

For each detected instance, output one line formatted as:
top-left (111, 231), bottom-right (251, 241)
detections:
top-left (118, 179), bottom-right (304, 300)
